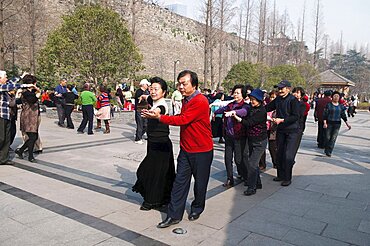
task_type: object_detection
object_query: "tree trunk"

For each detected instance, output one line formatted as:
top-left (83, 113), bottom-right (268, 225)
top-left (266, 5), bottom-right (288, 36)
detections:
top-left (29, 0), bottom-right (36, 73)
top-left (0, 1), bottom-right (5, 70)
top-left (243, 0), bottom-right (251, 61)
top-left (313, 0), bottom-right (320, 67)
top-left (203, 0), bottom-right (211, 88)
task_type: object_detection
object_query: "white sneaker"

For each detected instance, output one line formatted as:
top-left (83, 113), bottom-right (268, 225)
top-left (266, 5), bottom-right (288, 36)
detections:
top-left (135, 140), bottom-right (144, 144)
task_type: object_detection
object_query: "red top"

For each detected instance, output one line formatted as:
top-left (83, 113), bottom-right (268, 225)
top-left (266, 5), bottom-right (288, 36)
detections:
top-left (304, 102), bottom-right (310, 116)
top-left (315, 97), bottom-right (331, 121)
top-left (160, 93), bottom-right (213, 153)
top-left (41, 92), bottom-right (50, 102)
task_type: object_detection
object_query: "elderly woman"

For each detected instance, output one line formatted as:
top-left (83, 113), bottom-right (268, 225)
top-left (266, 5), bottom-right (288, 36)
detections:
top-left (213, 84), bottom-right (249, 188)
top-left (15, 75), bottom-right (40, 163)
top-left (233, 89), bottom-right (267, 196)
top-left (132, 77), bottom-right (175, 210)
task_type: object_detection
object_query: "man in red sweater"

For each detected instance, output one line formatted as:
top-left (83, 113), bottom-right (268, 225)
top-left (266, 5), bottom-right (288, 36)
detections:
top-left (142, 70), bottom-right (213, 228)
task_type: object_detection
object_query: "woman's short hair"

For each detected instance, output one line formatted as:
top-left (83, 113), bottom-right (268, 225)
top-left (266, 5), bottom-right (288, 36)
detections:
top-left (231, 84), bottom-right (247, 98)
top-left (292, 87), bottom-right (306, 97)
top-left (22, 74), bottom-right (37, 84)
top-left (150, 77), bottom-right (168, 97)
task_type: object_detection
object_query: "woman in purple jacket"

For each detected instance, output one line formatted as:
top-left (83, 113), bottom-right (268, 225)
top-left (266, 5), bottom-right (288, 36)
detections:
top-left (214, 84), bottom-right (249, 188)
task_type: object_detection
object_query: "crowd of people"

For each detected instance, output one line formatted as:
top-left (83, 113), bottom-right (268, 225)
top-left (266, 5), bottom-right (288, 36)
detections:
top-left (129, 70), bottom-right (356, 229)
top-left (0, 68), bottom-right (355, 229)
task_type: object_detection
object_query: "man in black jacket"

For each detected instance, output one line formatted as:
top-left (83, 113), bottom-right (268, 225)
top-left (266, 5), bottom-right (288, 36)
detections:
top-left (266, 81), bottom-right (300, 186)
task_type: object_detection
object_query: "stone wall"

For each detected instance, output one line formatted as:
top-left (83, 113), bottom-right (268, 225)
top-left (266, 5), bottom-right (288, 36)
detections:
top-left (6, 0), bottom-right (257, 87)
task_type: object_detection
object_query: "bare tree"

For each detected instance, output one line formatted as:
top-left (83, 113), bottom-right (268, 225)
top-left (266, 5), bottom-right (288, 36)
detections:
top-left (203, 0), bottom-right (212, 87)
top-left (312, 0), bottom-right (324, 67)
top-left (215, 0), bottom-right (235, 87)
top-left (28, 0), bottom-right (35, 73)
top-left (269, 0), bottom-right (276, 66)
top-left (256, 0), bottom-right (267, 63)
top-left (236, 7), bottom-right (243, 63)
top-left (243, 0), bottom-right (253, 61)
top-left (299, 0), bottom-right (306, 63)
top-left (0, 0), bottom-right (25, 70)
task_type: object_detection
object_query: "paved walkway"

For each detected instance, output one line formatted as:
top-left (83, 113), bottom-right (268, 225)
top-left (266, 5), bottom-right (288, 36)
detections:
top-left (1, 110), bottom-right (369, 245)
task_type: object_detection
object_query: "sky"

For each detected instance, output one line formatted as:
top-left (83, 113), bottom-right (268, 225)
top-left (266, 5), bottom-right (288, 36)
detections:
top-left (163, 0), bottom-right (370, 53)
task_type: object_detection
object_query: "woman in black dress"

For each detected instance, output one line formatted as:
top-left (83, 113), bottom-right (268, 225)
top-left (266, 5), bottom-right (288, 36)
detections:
top-left (132, 77), bottom-right (175, 210)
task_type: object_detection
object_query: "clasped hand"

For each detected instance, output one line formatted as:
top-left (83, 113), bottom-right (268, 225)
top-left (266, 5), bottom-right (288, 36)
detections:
top-left (141, 109), bottom-right (160, 119)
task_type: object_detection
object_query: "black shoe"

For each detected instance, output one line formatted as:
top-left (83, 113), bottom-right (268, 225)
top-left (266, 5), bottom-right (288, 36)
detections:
top-left (281, 180), bottom-right (291, 186)
top-left (188, 212), bottom-right (200, 221)
top-left (88, 132), bottom-right (94, 135)
top-left (28, 158), bottom-right (37, 163)
top-left (77, 130), bottom-right (84, 134)
top-left (140, 202), bottom-right (152, 211)
top-left (273, 177), bottom-right (282, 182)
top-left (325, 152), bottom-right (331, 157)
top-left (0, 160), bottom-right (15, 165)
top-left (67, 127), bottom-right (74, 129)
top-left (256, 183), bottom-right (262, 189)
top-left (157, 217), bottom-right (181, 228)
top-left (222, 179), bottom-right (234, 189)
top-left (15, 149), bottom-right (23, 159)
top-left (33, 150), bottom-right (43, 154)
top-left (244, 188), bottom-right (256, 196)
top-left (58, 123), bottom-right (65, 127)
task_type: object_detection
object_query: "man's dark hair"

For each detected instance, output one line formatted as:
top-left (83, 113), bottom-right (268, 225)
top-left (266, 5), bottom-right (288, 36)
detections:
top-left (324, 90), bottom-right (332, 97)
top-left (177, 70), bottom-right (198, 89)
top-left (150, 76), bottom-right (168, 97)
top-left (67, 84), bottom-right (74, 91)
top-left (22, 74), bottom-right (37, 84)
top-left (292, 87), bottom-right (305, 97)
top-left (232, 84), bottom-right (246, 98)
top-left (332, 91), bottom-right (341, 98)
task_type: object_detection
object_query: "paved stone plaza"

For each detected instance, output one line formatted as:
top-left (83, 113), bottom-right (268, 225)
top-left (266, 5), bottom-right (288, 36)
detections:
top-left (0, 110), bottom-right (369, 246)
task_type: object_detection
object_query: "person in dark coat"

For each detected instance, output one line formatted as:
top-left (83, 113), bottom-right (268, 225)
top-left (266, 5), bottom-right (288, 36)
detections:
top-left (233, 89), bottom-right (267, 195)
top-left (132, 77), bottom-right (175, 210)
top-left (265, 81), bottom-right (300, 186)
top-left (314, 91), bottom-right (332, 148)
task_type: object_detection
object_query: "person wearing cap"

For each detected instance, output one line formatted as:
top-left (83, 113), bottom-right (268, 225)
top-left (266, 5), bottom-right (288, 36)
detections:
top-left (233, 88), bottom-right (267, 195)
top-left (265, 80), bottom-right (300, 186)
top-left (314, 90), bottom-right (332, 148)
top-left (0, 70), bottom-right (36, 165)
top-left (134, 79), bottom-right (150, 144)
top-left (142, 70), bottom-right (213, 228)
top-left (77, 83), bottom-right (96, 135)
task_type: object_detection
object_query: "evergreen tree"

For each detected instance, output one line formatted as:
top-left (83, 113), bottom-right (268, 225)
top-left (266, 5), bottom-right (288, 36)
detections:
top-left (37, 5), bottom-right (143, 87)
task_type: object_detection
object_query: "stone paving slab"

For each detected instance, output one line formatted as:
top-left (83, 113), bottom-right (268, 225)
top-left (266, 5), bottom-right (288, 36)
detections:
top-left (282, 228), bottom-right (350, 246)
top-left (322, 224), bottom-right (370, 246)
